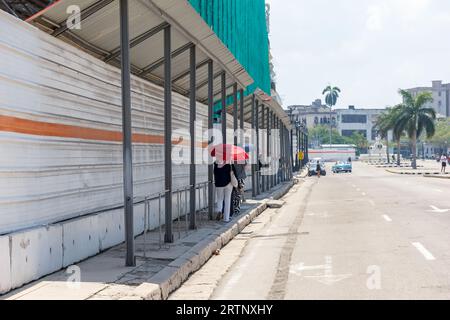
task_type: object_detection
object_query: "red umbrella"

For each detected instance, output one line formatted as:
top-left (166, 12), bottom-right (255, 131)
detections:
top-left (211, 144), bottom-right (249, 162)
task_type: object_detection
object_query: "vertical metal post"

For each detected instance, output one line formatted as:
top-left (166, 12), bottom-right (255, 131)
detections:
top-left (189, 45), bottom-right (196, 230)
top-left (255, 100), bottom-right (261, 195)
top-left (164, 25), bottom-right (173, 243)
top-left (272, 114), bottom-right (276, 187)
top-left (261, 105), bottom-right (265, 193)
top-left (221, 72), bottom-right (227, 146)
top-left (299, 129), bottom-right (303, 170)
top-left (280, 123), bottom-right (284, 182)
top-left (120, 0), bottom-right (135, 267)
top-left (279, 119), bottom-right (282, 184)
top-left (207, 61), bottom-right (214, 220)
top-left (285, 126), bottom-right (288, 181)
top-left (289, 128), bottom-right (295, 178)
top-left (233, 83), bottom-right (238, 147)
top-left (305, 130), bottom-right (309, 163)
top-left (240, 89), bottom-right (244, 146)
top-left (251, 95), bottom-right (257, 198)
top-left (267, 109), bottom-right (270, 191)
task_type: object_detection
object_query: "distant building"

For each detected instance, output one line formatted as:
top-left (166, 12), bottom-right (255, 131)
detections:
top-left (335, 106), bottom-right (386, 142)
top-left (288, 102), bottom-right (386, 142)
top-left (288, 99), bottom-right (337, 130)
top-left (406, 80), bottom-right (450, 118)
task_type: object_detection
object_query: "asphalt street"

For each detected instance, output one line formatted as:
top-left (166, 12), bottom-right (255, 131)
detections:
top-left (169, 162), bottom-right (450, 300)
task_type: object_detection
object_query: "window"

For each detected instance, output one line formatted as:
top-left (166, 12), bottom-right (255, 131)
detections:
top-left (341, 114), bottom-right (367, 124)
top-left (342, 130), bottom-right (367, 138)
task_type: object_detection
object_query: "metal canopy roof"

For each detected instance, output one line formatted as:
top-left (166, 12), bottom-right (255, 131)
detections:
top-left (27, 0), bottom-right (253, 104)
top-left (26, 0), bottom-right (292, 129)
top-left (233, 89), bottom-right (292, 130)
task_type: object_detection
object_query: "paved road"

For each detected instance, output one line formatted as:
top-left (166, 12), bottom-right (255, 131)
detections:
top-left (169, 162), bottom-right (450, 300)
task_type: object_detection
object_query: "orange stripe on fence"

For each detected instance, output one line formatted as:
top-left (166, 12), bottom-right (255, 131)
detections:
top-left (0, 115), bottom-right (207, 147)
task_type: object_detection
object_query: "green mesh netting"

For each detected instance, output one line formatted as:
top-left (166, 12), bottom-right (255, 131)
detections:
top-left (189, 0), bottom-right (271, 100)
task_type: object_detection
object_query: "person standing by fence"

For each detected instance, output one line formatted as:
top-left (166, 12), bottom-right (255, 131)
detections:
top-left (214, 160), bottom-right (236, 223)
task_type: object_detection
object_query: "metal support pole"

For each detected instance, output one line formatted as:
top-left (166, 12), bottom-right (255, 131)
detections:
top-left (304, 130), bottom-right (307, 167)
top-left (305, 131), bottom-right (309, 163)
top-left (283, 124), bottom-right (286, 182)
top-left (251, 95), bottom-right (257, 198)
top-left (282, 121), bottom-right (285, 183)
top-left (207, 61), bottom-right (214, 220)
top-left (267, 109), bottom-right (270, 191)
top-left (289, 128), bottom-right (295, 178)
top-left (221, 72), bottom-right (227, 146)
top-left (189, 45), bottom-right (196, 230)
top-left (120, 0), bottom-right (135, 267)
top-left (256, 100), bottom-right (261, 195)
top-left (272, 113), bottom-right (276, 187)
top-left (296, 126), bottom-right (300, 171)
top-left (278, 119), bottom-right (282, 184)
top-left (164, 25), bottom-right (174, 243)
top-left (284, 127), bottom-right (288, 181)
top-left (261, 105), bottom-right (266, 193)
top-left (233, 83), bottom-right (238, 147)
top-left (240, 89), bottom-right (244, 145)
top-left (298, 128), bottom-right (305, 171)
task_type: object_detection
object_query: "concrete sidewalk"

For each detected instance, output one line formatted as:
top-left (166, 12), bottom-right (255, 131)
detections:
top-left (2, 179), bottom-right (298, 300)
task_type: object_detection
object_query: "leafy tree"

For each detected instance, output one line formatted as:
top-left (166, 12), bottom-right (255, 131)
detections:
top-left (426, 118), bottom-right (450, 154)
top-left (322, 85), bottom-right (341, 144)
top-left (396, 90), bottom-right (436, 169)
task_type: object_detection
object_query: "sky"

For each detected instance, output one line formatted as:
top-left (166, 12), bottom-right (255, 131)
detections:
top-left (267, 0), bottom-right (450, 109)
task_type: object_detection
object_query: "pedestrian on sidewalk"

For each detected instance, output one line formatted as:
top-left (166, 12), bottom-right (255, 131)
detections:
top-left (214, 160), bottom-right (236, 223)
top-left (230, 161), bottom-right (248, 217)
top-left (441, 154), bottom-right (447, 173)
top-left (316, 160), bottom-right (321, 178)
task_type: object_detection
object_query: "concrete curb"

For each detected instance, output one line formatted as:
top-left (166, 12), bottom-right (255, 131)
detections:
top-left (423, 175), bottom-right (450, 180)
top-left (132, 181), bottom-right (295, 300)
top-left (386, 169), bottom-right (449, 176)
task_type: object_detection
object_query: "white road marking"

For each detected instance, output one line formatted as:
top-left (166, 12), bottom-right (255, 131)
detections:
top-left (357, 188), bottom-right (361, 192)
top-left (382, 215), bottom-right (392, 222)
top-left (434, 189), bottom-right (443, 193)
top-left (412, 242), bottom-right (436, 261)
top-left (361, 192), bottom-right (366, 196)
top-left (290, 256), bottom-right (352, 286)
top-left (428, 205), bottom-right (450, 213)
top-left (368, 200), bottom-right (375, 206)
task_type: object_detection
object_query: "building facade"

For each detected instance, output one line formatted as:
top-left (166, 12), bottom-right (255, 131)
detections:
top-left (406, 80), bottom-right (450, 118)
top-left (288, 99), bottom-right (337, 129)
top-left (335, 106), bottom-right (386, 142)
top-left (288, 101), bottom-right (385, 142)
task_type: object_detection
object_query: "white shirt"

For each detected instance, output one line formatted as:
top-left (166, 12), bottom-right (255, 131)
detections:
top-left (441, 155), bottom-right (447, 162)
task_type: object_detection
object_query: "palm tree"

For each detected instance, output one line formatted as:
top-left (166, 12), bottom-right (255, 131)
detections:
top-left (322, 86), bottom-right (341, 145)
top-left (395, 90), bottom-right (436, 169)
top-left (375, 109), bottom-right (394, 164)
top-left (391, 104), bottom-right (406, 166)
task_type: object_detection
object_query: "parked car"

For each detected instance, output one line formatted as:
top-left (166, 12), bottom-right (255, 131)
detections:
top-left (308, 159), bottom-right (327, 176)
top-left (332, 161), bottom-right (352, 173)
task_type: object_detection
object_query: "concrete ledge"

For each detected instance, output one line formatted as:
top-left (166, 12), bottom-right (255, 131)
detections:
top-left (0, 236), bottom-right (11, 294)
top-left (10, 225), bottom-right (63, 289)
top-left (134, 181), bottom-right (294, 300)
